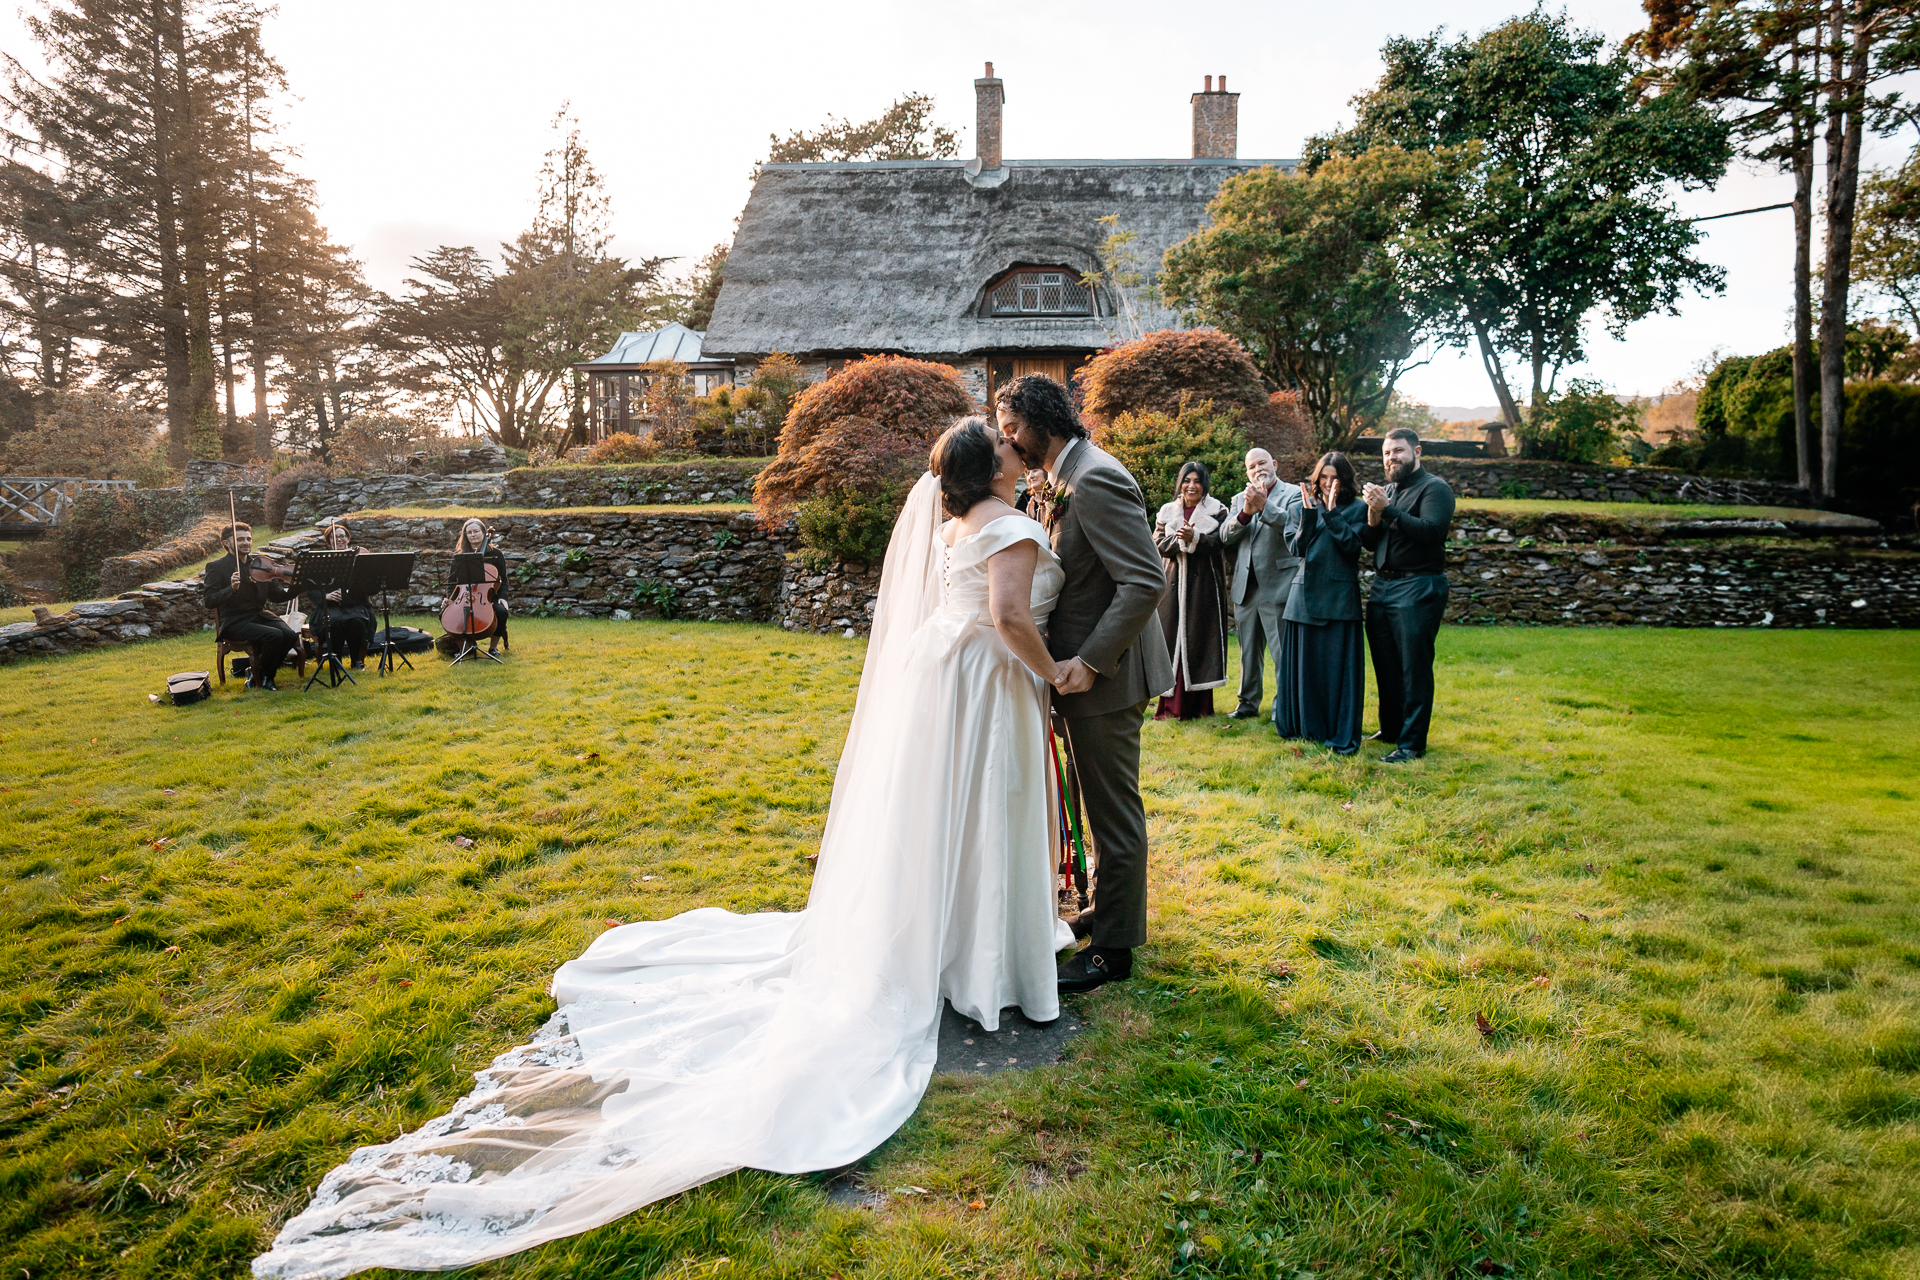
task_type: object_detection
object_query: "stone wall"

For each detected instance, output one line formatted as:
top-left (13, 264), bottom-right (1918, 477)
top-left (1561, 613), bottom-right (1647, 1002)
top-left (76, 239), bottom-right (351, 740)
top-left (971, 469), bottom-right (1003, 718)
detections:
top-left (500, 461), bottom-right (766, 508)
top-left (0, 580), bottom-right (209, 664)
top-left (777, 560), bottom-right (883, 635)
top-left (99, 513), bottom-right (229, 596)
top-left (337, 509), bottom-right (794, 622)
top-left (1349, 457), bottom-right (1811, 508)
top-left (283, 473), bottom-right (507, 526)
top-left (1445, 540), bottom-right (1919, 628)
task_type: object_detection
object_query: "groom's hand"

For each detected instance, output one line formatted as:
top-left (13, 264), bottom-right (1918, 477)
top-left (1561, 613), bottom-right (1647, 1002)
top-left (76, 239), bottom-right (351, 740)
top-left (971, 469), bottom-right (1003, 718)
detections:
top-left (1053, 656), bottom-right (1096, 695)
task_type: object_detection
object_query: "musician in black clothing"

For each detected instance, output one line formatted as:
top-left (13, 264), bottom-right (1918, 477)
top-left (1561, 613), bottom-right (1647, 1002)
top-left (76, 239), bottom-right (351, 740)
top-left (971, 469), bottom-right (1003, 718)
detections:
top-left (435, 517), bottom-right (511, 656)
top-left (204, 523), bottom-right (300, 690)
top-left (1360, 428), bottom-right (1456, 761)
top-left (303, 523), bottom-right (375, 669)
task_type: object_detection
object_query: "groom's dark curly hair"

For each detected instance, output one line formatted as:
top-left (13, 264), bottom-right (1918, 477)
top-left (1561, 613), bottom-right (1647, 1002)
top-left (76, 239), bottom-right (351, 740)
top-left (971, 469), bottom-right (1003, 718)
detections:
top-left (994, 374), bottom-right (1089, 442)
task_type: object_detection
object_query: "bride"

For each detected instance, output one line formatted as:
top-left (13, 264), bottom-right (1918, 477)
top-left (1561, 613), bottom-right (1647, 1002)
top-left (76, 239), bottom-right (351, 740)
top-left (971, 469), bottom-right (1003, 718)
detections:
top-left (254, 417), bottom-right (1076, 1278)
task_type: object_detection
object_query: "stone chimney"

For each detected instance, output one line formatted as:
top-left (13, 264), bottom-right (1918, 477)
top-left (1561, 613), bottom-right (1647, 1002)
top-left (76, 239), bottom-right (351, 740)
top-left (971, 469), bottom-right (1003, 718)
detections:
top-left (1191, 74), bottom-right (1238, 159)
top-left (975, 62), bottom-right (1005, 170)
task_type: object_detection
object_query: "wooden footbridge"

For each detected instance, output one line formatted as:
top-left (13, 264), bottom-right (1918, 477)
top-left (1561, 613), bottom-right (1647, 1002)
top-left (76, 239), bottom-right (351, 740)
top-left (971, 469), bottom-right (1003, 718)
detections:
top-left (0, 477), bottom-right (137, 531)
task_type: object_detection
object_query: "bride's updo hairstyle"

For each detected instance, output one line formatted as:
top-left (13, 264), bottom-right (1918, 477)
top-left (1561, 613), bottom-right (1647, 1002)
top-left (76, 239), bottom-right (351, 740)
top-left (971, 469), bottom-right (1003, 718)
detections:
top-left (929, 416), bottom-right (999, 518)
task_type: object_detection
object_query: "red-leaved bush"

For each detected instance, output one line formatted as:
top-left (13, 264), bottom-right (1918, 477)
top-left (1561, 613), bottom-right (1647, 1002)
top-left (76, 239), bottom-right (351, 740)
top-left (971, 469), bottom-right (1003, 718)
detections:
top-left (754, 356), bottom-right (975, 523)
top-left (1078, 331), bottom-right (1316, 478)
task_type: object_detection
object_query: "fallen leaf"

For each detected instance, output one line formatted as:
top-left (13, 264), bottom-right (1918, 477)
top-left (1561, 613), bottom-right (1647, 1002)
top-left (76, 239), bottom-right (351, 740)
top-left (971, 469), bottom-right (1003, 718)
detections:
top-left (91, 738), bottom-right (96, 745)
top-left (894, 1185), bottom-right (929, 1196)
top-left (1290, 745), bottom-right (1304, 757)
top-left (113, 915), bottom-right (130, 925)
top-left (1295, 1079), bottom-right (1309, 1089)
top-left (575, 752), bottom-right (599, 761)
top-left (640, 875), bottom-right (658, 882)
top-left (1530, 975), bottom-right (1552, 988)
top-left (1584, 861), bottom-right (1597, 873)
top-left (395, 979), bottom-right (413, 988)
top-left (966, 1198), bottom-right (985, 1211)
top-left (148, 693), bottom-right (162, 703)
top-left (162, 788), bottom-right (177, 797)
top-left (162, 945), bottom-right (180, 956)
top-left (352, 892), bottom-right (365, 899)
top-left (605, 918), bottom-right (623, 929)
top-left (452, 835), bottom-right (475, 848)
top-left (1341, 802), bottom-right (1354, 811)
top-left (1474, 1012), bottom-right (1495, 1038)
top-left (1572, 911), bottom-right (1591, 922)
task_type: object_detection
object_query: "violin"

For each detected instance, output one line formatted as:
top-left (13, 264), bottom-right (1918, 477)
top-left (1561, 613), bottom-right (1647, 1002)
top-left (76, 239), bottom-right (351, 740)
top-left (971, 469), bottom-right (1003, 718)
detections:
top-left (440, 530), bottom-right (500, 636)
top-left (245, 553), bottom-right (297, 584)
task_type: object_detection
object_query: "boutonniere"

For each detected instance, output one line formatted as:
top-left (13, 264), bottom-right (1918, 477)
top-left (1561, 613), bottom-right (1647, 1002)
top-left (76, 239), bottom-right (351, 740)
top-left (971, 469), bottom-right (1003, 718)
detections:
top-left (1029, 477), bottom-right (1069, 525)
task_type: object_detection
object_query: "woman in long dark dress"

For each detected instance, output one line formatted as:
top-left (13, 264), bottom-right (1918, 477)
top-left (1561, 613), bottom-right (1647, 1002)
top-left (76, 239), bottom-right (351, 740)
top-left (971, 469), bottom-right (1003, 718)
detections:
top-left (1275, 452), bottom-right (1367, 753)
top-left (1152, 460), bottom-right (1231, 721)
top-left (435, 517), bottom-right (511, 656)
top-left (303, 523), bottom-right (376, 669)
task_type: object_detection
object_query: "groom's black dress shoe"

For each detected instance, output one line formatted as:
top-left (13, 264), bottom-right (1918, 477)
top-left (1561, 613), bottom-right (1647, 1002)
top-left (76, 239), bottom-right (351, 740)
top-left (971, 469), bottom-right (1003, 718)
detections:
top-left (1380, 746), bottom-right (1423, 763)
top-left (1058, 946), bottom-right (1132, 993)
top-left (1228, 705), bottom-right (1260, 719)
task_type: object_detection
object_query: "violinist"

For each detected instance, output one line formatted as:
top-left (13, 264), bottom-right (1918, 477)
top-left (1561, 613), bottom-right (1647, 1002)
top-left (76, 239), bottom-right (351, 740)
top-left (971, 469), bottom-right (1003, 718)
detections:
top-left (303, 523), bottom-right (375, 669)
top-left (204, 523), bottom-right (300, 690)
top-left (436, 517), bottom-right (510, 656)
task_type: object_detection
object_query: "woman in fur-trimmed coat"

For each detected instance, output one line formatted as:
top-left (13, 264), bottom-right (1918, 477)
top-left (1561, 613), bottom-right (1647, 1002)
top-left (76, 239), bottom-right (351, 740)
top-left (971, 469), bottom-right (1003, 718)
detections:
top-left (1152, 460), bottom-right (1231, 720)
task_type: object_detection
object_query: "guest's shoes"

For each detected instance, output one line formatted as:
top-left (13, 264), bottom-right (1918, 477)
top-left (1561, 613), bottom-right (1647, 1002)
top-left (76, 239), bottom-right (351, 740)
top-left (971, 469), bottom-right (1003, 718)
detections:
top-left (350, 659), bottom-right (365, 670)
top-left (1380, 746), bottom-right (1422, 763)
top-left (259, 677), bottom-right (280, 691)
top-left (1228, 705), bottom-right (1260, 719)
top-left (1058, 946), bottom-right (1132, 993)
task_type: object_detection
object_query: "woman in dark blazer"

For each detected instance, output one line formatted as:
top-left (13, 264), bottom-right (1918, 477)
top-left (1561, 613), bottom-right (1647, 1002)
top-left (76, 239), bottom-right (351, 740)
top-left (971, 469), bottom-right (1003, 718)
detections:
top-left (1275, 451), bottom-right (1367, 753)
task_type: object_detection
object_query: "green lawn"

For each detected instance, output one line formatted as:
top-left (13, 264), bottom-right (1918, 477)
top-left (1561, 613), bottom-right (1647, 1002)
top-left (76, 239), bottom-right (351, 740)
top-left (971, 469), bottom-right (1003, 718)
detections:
top-left (1, 624), bottom-right (1916, 1279)
top-left (1456, 498), bottom-right (1871, 525)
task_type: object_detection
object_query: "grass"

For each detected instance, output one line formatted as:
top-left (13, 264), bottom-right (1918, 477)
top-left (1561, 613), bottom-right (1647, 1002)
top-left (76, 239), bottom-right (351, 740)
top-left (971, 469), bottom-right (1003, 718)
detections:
top-left (344, 504), bottom-right (754, 520)
top-left (1, 623), bottom-right (1916, 1279)
top-left (1456, 498), bottom-right (1870, 524)
top-left (0, 524), bottom-right (281, 628)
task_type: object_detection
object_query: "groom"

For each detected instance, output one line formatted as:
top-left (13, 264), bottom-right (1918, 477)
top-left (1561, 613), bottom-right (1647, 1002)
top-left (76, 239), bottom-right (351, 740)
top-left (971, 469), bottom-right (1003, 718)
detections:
top-left (997, 374), bottom-right (1173, 994)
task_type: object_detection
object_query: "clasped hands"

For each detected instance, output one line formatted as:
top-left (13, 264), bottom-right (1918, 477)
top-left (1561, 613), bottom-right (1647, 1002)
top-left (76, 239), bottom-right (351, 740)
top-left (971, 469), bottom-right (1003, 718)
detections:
top-left (1051, 655), bottom-right (1096, 695)
top-left (1361, 482), bottom-right (1391, 523)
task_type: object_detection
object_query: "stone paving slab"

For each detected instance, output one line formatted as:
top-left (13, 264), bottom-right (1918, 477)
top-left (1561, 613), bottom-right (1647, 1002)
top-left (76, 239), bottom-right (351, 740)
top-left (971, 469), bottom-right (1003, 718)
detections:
top-left (935, 998), bottom-right (1086, 1076)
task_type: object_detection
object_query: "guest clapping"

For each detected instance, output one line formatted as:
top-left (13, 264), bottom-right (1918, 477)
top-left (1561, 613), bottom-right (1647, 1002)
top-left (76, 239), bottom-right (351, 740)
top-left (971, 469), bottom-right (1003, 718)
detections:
top-left (1361, 429), bottom-right (1455, 761)
top-left (1276, 452), bottom-right (1367, 754)
top-left (1220, 447), bottom-right (1303, 720)
top-left (1152, 461), bottom-right (1231, 721)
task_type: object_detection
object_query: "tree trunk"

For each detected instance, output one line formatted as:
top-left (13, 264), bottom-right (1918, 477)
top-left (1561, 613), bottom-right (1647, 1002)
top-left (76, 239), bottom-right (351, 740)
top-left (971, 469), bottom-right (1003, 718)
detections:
top-left (220, 327), bottom-right (242, 458)
top-left (1471, 311), bottom-right (1523, 429)
top-left (1816, 4), bottom-right (1870, 499)
top-left (1791, 82), bottom-right (1818, 493)
top-left (148, 1), bottom-right (191, 464)
top-left (252, 339), bottom-right (272, 459)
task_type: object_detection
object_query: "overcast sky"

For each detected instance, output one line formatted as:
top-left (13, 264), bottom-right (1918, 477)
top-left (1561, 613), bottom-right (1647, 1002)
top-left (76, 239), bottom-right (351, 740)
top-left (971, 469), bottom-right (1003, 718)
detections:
top-left (4, 0), bottom-right (1915, 410)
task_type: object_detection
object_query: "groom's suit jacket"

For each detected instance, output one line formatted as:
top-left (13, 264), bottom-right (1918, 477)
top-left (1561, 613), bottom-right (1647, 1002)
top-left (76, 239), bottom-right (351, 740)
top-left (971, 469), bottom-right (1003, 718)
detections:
top-left (1041, 440), bottom-right (1174, 719)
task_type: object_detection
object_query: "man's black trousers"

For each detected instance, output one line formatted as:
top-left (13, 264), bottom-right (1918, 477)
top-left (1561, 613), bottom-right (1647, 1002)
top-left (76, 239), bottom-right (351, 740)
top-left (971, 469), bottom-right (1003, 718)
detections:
top-left (1365, 573), bottom-right (1448, 753)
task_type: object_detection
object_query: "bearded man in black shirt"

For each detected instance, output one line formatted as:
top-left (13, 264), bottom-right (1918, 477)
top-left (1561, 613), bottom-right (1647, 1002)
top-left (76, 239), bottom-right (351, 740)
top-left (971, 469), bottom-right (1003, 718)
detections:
top-left (1359, 428), bottom-right (1455, 761)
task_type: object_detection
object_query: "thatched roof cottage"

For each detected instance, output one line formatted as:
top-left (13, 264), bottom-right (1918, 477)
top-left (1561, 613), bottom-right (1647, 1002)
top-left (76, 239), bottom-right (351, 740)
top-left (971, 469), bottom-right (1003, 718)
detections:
top-left (702, 67), bottom-right (1296, 404)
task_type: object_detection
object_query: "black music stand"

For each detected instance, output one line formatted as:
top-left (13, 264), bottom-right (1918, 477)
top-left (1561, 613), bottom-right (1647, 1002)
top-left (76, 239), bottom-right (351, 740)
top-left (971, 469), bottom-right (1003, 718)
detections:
top-left (354, 552), bottom-right (419, 676)
top-left (296, 550), bottom-right (361, 691)
top-left (447, 552), bottom-right (503, 666)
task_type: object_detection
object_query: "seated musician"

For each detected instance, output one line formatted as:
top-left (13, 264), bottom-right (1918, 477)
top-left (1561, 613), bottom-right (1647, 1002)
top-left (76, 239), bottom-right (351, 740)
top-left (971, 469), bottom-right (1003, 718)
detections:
top-left (436, 517), bottom-right (510, 656)
top-left (303, 523), bottom-right (375, 669)
top-left (204, 523), bottom-right (299, 690)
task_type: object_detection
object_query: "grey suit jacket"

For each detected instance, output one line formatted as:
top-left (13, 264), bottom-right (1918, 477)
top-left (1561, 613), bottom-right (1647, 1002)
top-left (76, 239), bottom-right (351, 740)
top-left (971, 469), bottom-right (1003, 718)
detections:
top-left (1044, 441), bottom-right (1174, 718)
top-left (1219, 483), bottom-right (1303, 609)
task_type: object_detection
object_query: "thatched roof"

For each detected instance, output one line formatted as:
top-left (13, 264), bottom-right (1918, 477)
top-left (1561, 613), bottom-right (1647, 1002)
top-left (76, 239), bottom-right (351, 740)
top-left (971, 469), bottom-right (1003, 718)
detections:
top-left (702, 158), bottom-right (1296, 360)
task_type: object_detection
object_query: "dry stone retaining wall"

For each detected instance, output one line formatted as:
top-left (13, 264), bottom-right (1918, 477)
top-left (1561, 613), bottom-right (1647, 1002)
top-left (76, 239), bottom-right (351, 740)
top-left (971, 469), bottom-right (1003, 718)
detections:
top-left (499, 462), bottom-right (766, 509)
top-left (337, 509), bottom-right (794, 622)
top-left (777, 561), bottom-right (883, 635)
top-left (99, 513), bottom-right (230, 596)
top-left (283, 473), bottom-right (507, 526)
top-left (0, 580), bottom-right (209, 664)
top-left (1349, 457), bottom-right (1810, 508)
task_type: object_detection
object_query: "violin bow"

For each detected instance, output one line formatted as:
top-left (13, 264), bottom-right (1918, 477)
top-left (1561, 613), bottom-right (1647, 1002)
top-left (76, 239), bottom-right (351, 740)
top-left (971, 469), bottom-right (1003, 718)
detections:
top-left (229, 488), bottom-right (241, 572)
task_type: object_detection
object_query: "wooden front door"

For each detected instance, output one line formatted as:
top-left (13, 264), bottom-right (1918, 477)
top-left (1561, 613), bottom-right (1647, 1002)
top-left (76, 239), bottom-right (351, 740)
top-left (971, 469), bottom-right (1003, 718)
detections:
top-left (986, 355), bottom-right (1081, 404)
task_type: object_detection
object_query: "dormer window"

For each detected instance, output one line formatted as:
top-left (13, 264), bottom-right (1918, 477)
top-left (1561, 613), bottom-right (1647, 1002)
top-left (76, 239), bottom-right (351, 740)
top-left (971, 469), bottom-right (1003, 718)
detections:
top-left (981, 266), bottom-right (1094, 318)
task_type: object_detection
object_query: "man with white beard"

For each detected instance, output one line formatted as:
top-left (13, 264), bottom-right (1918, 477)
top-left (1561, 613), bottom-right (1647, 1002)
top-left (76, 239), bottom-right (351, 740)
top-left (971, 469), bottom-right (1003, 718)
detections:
top-left (1219, 447), bottom-right (1302, 720)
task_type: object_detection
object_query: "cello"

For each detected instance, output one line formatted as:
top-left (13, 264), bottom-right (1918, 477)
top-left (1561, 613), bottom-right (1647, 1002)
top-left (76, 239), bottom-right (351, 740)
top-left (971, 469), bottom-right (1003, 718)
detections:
top-left (441, 525), bottom-right (501, 643)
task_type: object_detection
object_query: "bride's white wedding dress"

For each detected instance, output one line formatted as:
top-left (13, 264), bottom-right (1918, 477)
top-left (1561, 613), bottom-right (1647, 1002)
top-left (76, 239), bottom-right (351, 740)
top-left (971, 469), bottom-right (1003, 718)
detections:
top-left (254, 474), bottom-right (1073, 1279)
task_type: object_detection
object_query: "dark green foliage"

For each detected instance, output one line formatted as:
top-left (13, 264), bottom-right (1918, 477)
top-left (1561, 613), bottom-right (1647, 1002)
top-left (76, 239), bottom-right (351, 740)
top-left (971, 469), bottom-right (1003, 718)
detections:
top-left (1515, 379), bottom-right (1642, 463)
top-left (265, 462), bottom-right (331, 530)
top-left (793, 480), bottom-right (914, 564)
top-left (52, 490), bottom-right (199, 598)
top-left (1095, 397), bottom-right (1251, 514)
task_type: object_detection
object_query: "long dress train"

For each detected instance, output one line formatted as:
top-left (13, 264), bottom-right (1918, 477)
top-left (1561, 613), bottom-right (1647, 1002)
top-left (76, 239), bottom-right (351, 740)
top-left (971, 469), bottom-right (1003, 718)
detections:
top-left (253, 479), bottom-right (1071, 1278)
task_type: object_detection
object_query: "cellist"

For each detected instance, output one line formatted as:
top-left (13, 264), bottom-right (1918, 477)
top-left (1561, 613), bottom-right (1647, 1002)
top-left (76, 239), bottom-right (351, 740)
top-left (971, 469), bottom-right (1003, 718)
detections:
top-left (204, 523), bottom-right (300, 690)
top-left (436, 517), bottom-right (510, 656)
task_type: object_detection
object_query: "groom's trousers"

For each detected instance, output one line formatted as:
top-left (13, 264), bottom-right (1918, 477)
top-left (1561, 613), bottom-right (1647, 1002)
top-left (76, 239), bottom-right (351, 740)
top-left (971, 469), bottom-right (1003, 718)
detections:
top-left (1065, 704), bottom-right (1150, 950)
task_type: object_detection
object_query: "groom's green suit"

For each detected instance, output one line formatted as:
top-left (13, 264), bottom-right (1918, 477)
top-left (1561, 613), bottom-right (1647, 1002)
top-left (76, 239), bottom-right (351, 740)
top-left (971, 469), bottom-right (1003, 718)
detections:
top-left (1040, 438), bottom-right (1174, 951)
